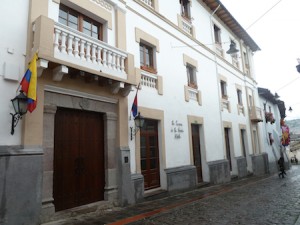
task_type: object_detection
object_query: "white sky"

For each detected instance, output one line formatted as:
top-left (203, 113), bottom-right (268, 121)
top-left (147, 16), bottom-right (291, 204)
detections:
top-left (221, 0), bottom-right (300, 120)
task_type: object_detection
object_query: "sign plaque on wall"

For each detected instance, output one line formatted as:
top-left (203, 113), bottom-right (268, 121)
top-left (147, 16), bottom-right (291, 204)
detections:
top-left (171, 120), bottom-right (184, 139)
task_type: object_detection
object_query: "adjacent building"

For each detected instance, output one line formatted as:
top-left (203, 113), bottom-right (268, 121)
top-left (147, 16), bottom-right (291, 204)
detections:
top-left (1, 0), bottom-right (288, 224)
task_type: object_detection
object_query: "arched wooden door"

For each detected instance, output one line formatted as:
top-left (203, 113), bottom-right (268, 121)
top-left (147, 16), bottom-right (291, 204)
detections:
top-left (54, 107), bottom-right (105, 211)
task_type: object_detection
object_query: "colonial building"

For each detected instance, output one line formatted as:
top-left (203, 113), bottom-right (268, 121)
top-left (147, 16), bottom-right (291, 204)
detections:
top-left (0, 0), bottom-right (277, 224)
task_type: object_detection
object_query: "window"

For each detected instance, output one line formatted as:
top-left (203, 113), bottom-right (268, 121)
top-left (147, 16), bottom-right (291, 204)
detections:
top-left (187, 64), bottom-right (197, 89)
top-left (221, 81), bottom-right (227, 99)
top-left (263, 103), bottom-right (266, 111)
top-left (237, 89), bottom-right (242, 105)
top-left (140, 43), bottom-right (156, 73)
top-left (59, 4), bottom-right (103, 40)
top-left (214, 25), bottom-right (221, 45)
top-left (269, 106), bottom-right (272, 113)
top-left (243, 52), bottom-right (249, 68)
top-left (180, 0), bottom-right (191, 19)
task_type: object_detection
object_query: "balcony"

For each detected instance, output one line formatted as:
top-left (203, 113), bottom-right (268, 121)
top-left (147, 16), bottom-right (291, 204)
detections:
top-left (31, 16), bottom-right (134, 86)
top-left (140, 0), bottom-right (153, 8)
top-left (250, 107), bottom-right (263, 122)
top-left (215, 43), bottom-right (224, 57)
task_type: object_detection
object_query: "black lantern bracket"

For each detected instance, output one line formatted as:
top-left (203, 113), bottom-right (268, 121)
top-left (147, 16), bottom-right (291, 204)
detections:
top-left (10, 91), bottom-right (28, 135)
top-left (130, 112), bottom-right (145, 140)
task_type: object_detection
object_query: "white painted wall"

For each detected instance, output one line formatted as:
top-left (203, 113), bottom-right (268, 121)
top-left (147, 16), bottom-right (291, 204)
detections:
top-left (0, 0), bottom-right (29, 145)
top-left (126, 0), bottom-right (259, 179)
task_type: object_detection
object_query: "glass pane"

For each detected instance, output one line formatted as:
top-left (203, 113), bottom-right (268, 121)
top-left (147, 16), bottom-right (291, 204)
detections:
top-left (149, 136), bottom-right (156, 147)
top-left (59, 9), bottom-right (67, 20)
top-left (145, 52), bottom-right (150, 66)
top-left (59, 17), bottom-right (67, 26)
top-left (92, 32), bottom-right (98, 39)
top-left (150, 147), bottom-right (156, 157)
top-left (92, 24), bottom-right (98, 33)
top-left (140, 47), bottom-right (144, 65)
top-left (140, 136), bottom-right (146, 148)
top-left (150, 159), bottom-right (156, 169)
top-left (141, 147), bottom-right (147, 158)
top-left (83, 20), bottom-right (91, 29)
top-left (69, 22), bottom-right (78, 30)
top-left (141, 160), bottom-right (146, 170)
top-left (69, 14), bottom-right (78, 25)
top-left (83, 28), bottom-right (91, 36)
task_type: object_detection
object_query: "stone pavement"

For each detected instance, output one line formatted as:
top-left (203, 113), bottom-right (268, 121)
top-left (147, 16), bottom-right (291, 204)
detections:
top-left (44, 165), bottom-right (300, 225)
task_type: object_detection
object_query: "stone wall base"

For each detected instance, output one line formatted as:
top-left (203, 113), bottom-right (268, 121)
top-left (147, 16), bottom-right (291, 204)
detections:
top-left (165, 165), bottom-right (197, 192)
top-left (208, 159), bottom-right (231, 184)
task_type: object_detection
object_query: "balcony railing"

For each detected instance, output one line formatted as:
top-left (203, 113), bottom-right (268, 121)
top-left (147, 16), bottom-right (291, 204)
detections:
top-left (141, 72), bottom-right (157, 89)
top-left (188, 87), bottom-right (198, 101)
top-left (250, 107), bottom-right (263, 122)
top-left (181, 18), bottom-right (193, 35)
top-left (232, 57), bottom-right (239, 69)
top-left (215, 43), bottom-right (224, 57)
top-left (53, 23), bottom-right (128, 80)
top-left (140, 0), bottom-right (153, 8)
top-left (221, 98), bottom-right (230, 111)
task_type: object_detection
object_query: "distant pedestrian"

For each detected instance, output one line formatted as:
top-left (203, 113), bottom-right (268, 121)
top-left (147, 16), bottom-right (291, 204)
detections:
top-left (278, 156), bottom-right (286, 178)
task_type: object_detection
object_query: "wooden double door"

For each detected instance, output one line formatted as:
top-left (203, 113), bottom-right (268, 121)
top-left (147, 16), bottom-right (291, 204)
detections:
top-left (54, 107), bottom-right (105, 211)
top-left (140, 119), bottom-right (160, 190)
top-left (191, 124), bottom-right (203, 182)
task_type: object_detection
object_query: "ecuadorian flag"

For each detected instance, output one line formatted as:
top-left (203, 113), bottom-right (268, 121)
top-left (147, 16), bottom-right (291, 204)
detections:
top-left (20, 53), bottom-right (38, 113)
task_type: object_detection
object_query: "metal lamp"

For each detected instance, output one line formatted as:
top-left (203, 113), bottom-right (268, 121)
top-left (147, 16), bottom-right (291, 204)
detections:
top-left (226, 41), bottom-right (239, 56)
top-left (130, 112), bottom-right (145, 140)
top-left (10, 91), bottom-right (28, 135)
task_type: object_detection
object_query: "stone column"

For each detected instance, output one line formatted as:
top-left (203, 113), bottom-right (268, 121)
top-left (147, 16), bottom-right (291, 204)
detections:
top-left (40, 104), bottom-right (57, 222)
top-left (104, 112), bottom-right (119, 204)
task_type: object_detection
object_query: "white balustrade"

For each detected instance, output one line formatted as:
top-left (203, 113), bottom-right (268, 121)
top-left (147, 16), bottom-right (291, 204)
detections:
top-left (215, 44), bottom-right (224, 57)
top-left (188, 88), bottom-right (198, 101)
top-left (141, 73), bottom-right (157, 88)
top-left (222, 99), bottom-right (230, 110)
top-left (53, 23), bottom-right (128, 78)
top-left (140, 0), bottom-right (153, 8)
top-left (182, 19), bottom-right (192, 35)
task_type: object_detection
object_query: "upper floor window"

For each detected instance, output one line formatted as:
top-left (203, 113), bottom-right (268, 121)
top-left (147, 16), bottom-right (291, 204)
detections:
top-left (214, 25), bottom-right (221, 45)
top-left (221, 80), bottom-right (227, 99)
top-left (187, 64), bottom-right (197, 89)
top-left (180, 0), bottom-right (191, 20)
top-left (243, 51), bottom-right (249, 68)
top-left (237, 89), bottom-right (243, 105)
top-left (59, 4), bottom-right (103, 41)
top-left (140, 42), bottom-right (156, 73)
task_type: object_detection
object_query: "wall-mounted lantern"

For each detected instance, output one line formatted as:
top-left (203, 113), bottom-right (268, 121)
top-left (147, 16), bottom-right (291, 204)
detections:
top-left (10, 91), bottom-right (28, 135)
top-left (130, 112), bottom-right (145, 140)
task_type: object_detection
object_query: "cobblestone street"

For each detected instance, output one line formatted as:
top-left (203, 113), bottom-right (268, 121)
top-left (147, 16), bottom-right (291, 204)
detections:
top-left (44, 165), bottom-right (300, 225)
top-left (130, 165), bottom-right (300, 225)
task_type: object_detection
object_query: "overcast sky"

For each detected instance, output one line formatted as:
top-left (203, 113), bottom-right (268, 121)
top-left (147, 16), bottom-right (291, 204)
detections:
top-left (221, 0), bottom-right (300, 120)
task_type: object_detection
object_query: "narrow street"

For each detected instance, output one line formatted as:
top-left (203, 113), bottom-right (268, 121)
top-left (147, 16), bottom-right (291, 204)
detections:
top-left (130, 165), bottom-right (300, 225)
top-left (45, 165), bottom-right (300, 225)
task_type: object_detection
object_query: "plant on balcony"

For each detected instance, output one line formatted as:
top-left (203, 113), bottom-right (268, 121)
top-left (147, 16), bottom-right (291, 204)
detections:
top-left (265, 112), bottom-right (275, 124)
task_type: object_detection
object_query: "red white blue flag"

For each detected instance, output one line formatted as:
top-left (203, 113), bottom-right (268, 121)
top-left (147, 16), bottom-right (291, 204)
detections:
top-left (131, 91), bottom-right (138, 117)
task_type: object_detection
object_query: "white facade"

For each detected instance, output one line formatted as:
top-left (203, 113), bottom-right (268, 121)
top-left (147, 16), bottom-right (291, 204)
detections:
top-left (0, 0), bottom-right (280, 223)
top-left (0, 0), bottom-right (29, 145)
top-left (126, 0), bottom-right (263, 188)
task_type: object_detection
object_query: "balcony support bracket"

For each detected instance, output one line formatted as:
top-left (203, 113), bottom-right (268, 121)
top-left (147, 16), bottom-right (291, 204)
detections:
top-left (120, 85), bottom-right (133, 97)
top-left (37, 59), bottom-right (49, 77)
top-left (110, 82), bottom-right (124, 94)
top-left (53, 65), bottom-right (68, 82)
